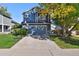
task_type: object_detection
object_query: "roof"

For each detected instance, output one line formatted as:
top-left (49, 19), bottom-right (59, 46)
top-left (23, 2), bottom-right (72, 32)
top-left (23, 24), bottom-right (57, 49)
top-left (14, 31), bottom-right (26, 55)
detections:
top-left (22, 6), bottom-right (48, 15)
top-left (11, 20), bottom-right (18, 24)
top-left (0, 14), bottom-right (12, 19)
top-left (22, 6), bottom-right (41, 15)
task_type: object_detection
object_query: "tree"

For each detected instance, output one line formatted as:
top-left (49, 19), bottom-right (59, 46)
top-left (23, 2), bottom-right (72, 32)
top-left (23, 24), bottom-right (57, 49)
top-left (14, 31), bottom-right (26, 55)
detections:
top-left (0, 6), bottom-right (11, 18)
top-left (12, 23), bottom-right (22, 29)
top-left (39, 3), bottom-right (79, 38)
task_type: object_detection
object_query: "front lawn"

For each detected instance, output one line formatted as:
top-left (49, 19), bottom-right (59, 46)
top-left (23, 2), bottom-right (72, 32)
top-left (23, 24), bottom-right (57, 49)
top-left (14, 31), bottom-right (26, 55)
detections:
top-left (49, 35), bottom-right (79, 48)
top-left (0, 34), bottom-right (22, 48)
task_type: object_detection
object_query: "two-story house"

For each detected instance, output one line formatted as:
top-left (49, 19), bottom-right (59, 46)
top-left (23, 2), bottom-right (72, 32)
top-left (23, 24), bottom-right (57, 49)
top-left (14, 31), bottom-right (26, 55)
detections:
top-left (22, 7), bottom-right (51, 38)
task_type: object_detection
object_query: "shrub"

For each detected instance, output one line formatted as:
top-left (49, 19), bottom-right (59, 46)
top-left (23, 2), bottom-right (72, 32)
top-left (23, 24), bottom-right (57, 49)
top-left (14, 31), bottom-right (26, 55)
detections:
top-left (11, 28), bottom-right (28, 36)
top-left (11, 28), bottom-right (19, 36)
top-left (19, 28), bottom-right (28, 36)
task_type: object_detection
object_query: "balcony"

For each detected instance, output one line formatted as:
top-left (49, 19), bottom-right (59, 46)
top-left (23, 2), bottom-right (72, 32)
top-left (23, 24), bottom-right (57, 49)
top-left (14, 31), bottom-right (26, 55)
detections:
top-left (23, 16), bottom-right (51, 23)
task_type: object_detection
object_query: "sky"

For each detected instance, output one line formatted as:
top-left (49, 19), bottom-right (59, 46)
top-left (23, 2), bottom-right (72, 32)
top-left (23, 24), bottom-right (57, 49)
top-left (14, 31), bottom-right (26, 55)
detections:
top-left (0, 3), bottom-right (38, 23)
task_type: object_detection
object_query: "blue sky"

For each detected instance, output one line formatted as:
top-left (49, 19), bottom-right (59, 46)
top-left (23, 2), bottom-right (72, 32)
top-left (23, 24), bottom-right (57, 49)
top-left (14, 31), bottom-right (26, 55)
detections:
top-left (0, 3), bottom-right (38, 23)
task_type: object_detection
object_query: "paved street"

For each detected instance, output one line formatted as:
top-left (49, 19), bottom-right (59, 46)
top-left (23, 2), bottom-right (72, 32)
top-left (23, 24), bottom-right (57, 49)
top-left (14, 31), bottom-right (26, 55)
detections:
top-left (0, 36), bottom-right (79, 56)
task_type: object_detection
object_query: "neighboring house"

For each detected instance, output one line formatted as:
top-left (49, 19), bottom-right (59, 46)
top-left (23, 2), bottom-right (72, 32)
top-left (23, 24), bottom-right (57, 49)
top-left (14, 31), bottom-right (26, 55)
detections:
top-left (0, 14), bottom-right (14, 34)
top-left (71, 30), bottom-right (79, 35)
top-left (22, 7), bottom-right (51, 37)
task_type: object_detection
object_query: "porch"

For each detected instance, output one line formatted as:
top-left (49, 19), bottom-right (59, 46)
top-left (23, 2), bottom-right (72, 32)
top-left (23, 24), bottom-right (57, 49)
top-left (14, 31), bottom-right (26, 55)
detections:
top-left (0, 25), bottom-right (11, 34)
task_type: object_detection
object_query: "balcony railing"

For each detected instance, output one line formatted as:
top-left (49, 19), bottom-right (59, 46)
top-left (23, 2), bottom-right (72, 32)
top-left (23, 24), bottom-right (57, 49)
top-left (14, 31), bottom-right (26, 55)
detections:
top-left (23, 17), bottom-right (51, 23)
top-left (22, 12), bottom-right (51, 24)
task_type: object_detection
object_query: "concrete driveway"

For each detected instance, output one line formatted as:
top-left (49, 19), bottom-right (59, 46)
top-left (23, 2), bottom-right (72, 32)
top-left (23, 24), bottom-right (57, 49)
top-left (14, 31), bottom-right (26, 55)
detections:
top-left (0, 36), bottom-right (79, 56)
top-left (0, 36), bottom-right (53, 56)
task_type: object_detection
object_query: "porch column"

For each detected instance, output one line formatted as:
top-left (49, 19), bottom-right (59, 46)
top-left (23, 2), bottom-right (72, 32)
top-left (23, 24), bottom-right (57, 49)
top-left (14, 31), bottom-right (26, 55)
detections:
top-left (1, 15), bottom-right (4, 32)
top-left (2, 25), bottom-right (4, 32)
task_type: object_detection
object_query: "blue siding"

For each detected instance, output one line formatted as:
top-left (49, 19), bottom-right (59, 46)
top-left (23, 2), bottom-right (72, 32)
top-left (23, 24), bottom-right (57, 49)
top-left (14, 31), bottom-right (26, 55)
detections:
top-left (23, 8), bottom-right (50, 23)
top-left (22, 7), bottom-right (51, 37)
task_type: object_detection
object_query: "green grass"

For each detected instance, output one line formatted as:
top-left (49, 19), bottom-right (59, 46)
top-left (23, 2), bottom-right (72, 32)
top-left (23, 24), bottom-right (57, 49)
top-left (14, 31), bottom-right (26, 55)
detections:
top-left (49, 35), bottom-right (79, 48)
top-left (0, 34), bottom-right (22, 48)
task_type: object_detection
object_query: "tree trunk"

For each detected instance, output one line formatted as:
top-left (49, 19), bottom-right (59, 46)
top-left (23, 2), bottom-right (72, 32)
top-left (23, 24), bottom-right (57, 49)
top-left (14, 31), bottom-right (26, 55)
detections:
top-left (69, 23), bottom-right (78, 33)
top-left (60, 25), bottom-right (70, 38)
top-left (67, 22), bottom-right (79, 36)
top-left (56, 22), bottom-right (78, 39)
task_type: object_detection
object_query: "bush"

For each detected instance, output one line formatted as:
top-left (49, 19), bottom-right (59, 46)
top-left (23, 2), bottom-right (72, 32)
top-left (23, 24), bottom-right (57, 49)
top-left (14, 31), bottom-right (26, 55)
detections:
top-left (11, 29), bottom-right (19, 36)
top-left (19, 28), bottom-right (28, 36)
top-left (11, 28), bottom-right (28, 36)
